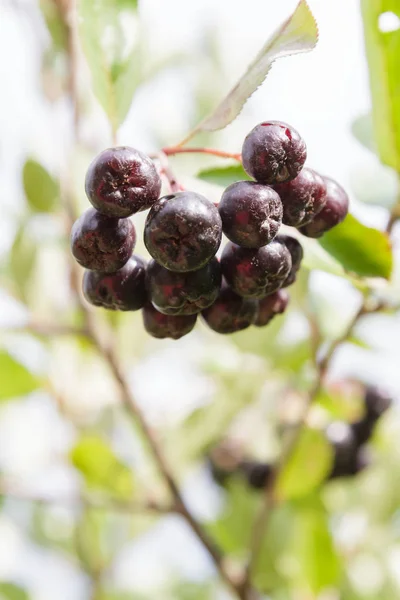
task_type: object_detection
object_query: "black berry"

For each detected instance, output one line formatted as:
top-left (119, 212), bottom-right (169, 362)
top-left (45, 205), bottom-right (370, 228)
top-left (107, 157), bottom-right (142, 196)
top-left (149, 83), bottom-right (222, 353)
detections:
top-left (364, 385), bottom-right (392, 420)
top-left (300, 176), bottom-right (349, 238)
top-left (351, 418), bottom-right (375, 447)
top-left (202, 280), bottom-right (258, 334)
top-left (146, 258), bottom-right (221, 316)
top-left (276, 234), bottom-right (303, 287)
top-left (326, 421), bottom-right (357, 479)
top-left (142, 302), bottom-right (196, 339)
top-left (242, 121), bottom-right (307, 185)
top-left (85, 147), bottom-right (161, 217)
top-left (241, 461), bottom-right (273, 490)
top-left (144, 191), bottom-right (222, 272)
top-left (82, 255), bottom-right (146, 311)
top-left (221, 240), bottom-right (291, 298)
top-left (273, 168), bottom-right (327, 228)
top-left (254, 289), bottom-right (289, 327)
top-left (70, 208), bottom-right (135, 273)
top-left (218, 181), bottom-right (282, 248)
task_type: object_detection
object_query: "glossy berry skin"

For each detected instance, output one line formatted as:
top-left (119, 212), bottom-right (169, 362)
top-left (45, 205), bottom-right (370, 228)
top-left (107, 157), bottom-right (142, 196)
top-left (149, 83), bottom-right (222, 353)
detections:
top-left (71, 208), bottom-right (135, 273)
top-left (276, 234), bottom-right (303, 287)
top-left (144, 192), bottom-right (222, 272)
top-left (82, 255), bottom-right (146, 311)
top-left (142, 302), bottom-right (196, 340)
top-left (364, 385), bottom-right (392, 419)
top-left (146, 258), bottom-right (221, 316)
top-left (241, 461), bottom-right (273, 490)
top-left (300, 177), bottom-right (349, 238)
top-left (202, 280), bottom-right (258, 334)
top-left (326, 422), bottom-right (357, 479)
top-left (85, 147), bottom-right (161, 217)
top-left (273, 168), bottom-right (327, 228)
top-left (218, 181), bottom-right (282, 248)
top-left (254, 289), bottom-right (289, 327)
top-left (242, 121), bottom-right (307, 185)
top-left (221, 240), bottom-right (292, 299)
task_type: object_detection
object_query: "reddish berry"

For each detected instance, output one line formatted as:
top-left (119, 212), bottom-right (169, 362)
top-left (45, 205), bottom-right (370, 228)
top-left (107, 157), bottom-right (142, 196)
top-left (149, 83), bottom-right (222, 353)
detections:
top-left (255, 289), bottom-right (289, 327)
top-left (273, 168), bottom-right (327, 228)
top-left (202, 280), bottom-right (258, 334)
top-left (142, 303), bottom-right (196, 339)
top-left (276, 234), bottom-right (303, 287)
top-left (300, 177), bottom-right (349, 238)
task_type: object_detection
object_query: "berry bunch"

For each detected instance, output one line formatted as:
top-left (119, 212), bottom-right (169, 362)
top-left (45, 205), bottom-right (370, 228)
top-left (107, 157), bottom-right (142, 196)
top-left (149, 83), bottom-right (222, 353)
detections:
top-left (71, 121), bottom-right (349, 340)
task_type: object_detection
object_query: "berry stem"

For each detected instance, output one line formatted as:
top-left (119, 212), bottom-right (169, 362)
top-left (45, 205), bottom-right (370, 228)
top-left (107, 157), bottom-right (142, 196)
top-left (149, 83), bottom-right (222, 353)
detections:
top-left (162, 145), bottom-right (242, 162)
top-left (157, 151), bottom-right (182, 192)
top-left (386, 176), bottom-right (400, 233)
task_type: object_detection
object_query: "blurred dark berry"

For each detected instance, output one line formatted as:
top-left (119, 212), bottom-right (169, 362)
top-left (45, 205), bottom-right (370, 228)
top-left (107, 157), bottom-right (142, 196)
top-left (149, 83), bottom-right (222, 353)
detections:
top-left (221, 240), bottom-right (291, 298)
top-left (273, 168), bottom-right (327, 228)
top-left (326, 421), bottom-right (357, 479)
top-left (146, 258), bottom-right (221, 316)
top-left (241, 461), bottom-right (273, 490)
top-left (218, 181), bottom-right (282, 248)
top-left (208, 443), bottom-right (242, 486)
top-left (142, 302), bottom-right (196, 339)
top-left (364, 385), bottom-right (392, 420)
top-left (70, 208), bottom-right (135, 272)
top-left (144, 191), bottom-right (222, 272)
top-left (329, 446), bottom-right (371, 480)
top-left (82, 255), bottom-right (146, 311)
top-left (276, 234), bottom-right (303, 287)
top-left (254, 289), bottom-right (289, 327)
top-left (202, 280), bottom-right (258, 334)
top-left (351, 418), bottom-right (375, 447)
top-left (242, 121), bottom-right (307, 184)
top-left (300, 177), bottom-right (349, 238)
top-left (85, 146), bottom-right (161, 217)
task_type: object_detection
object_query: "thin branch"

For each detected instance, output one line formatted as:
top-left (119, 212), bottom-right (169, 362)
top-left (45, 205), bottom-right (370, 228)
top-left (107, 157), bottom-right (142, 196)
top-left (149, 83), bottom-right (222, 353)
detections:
top-left (386, 175), bottom-right (400, 234)
top-left (162, 145), bottom-right (242, 162)
top-left (1, 322), bottom-right (89, 338)
top-left (157, 151), bottom-right (182, 192)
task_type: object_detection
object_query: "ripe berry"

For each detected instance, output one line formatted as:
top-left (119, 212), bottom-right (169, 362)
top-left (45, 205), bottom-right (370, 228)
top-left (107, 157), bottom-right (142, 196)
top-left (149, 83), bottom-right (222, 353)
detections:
top-left (326, 421), bottom-right (357, 479)
top-left (276, 234), bottom-right (303, 287)
top-left (142, 302), bottom-right (196, 339)
top-left (202, 280), bottom-right (258, 334)
top-left (144, 191), bottom-right (222, 272)
top-left (82, 255), bottom-right (146, 311)
top-left (85, 147), bottom-right (161, 217)
top-left (364, 385), bottom-right (392, 419)
top-left (254, 289), bottom-right (289, 327)
top-left (241, 461), bottom-right (273, 490)
top-left (221, 240), bottom-right (291, 298)
top-left (273, 168), bottom-right (327, 228)
top-left (146, 258), bottom-right (221, 316)
top-left (242, 121), bottom-right (307, 184)
top-left (71, 208), bottom-right (135, 272)
top-left (300, 177), bottom-right (349, 238)
top-left (218, 181), bottom-right (282, 248)
top-left (351, 418), bottom-right (375, 447)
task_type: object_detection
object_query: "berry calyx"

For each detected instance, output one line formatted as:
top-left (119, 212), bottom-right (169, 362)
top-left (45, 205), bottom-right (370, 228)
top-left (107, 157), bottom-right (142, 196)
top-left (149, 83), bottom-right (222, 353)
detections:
top-left (254, 289), bottom-right (289, 327)
top-left (85, 147), bottom-right (161, 217)
top-left (202, 280), bottom-right (258, 334)
top-left (276, 234), bottom-right (303, 287)
top-left (218, 181), bottom-right (282, 248)
top-left (70, 208), bottom-right (136, 273)
top-left (242, 121), bottom-right (307, 184)
top-left (221, 240), bottom-right (291, 298)
top-left (300, 176), bottom-right (349, 238)
top-left (144, 191), bottom-right (222, 272)
top-left (82, 255), bottom-right (147, 311)
top-left (146, 258), bottom-right (221, 316)
top-left (142, 303), bottom-right (197, 339)
top-left (273, 167), bottom-right (327, 228)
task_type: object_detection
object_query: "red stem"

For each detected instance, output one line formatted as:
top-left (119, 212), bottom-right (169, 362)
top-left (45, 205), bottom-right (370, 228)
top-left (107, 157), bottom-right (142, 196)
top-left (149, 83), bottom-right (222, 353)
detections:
top-left (162, 146), bottom-right (242, 162)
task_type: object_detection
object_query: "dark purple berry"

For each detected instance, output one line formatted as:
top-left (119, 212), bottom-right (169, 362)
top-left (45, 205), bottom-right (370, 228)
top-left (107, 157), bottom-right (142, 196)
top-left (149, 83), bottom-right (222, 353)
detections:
top-left (364, 385), bottom-right (392, 420)
top-left (221, 240), bottom-right (291, 299)
top-left (202, 280), bottom-right (258, 334)
top-left (218, 181), bottom-right (282, 248)
top-left (85, 147), bottom-right (161, 217)
top-left (144, 191), bottom-right (222, 272)
top-left (276, 234), bottom-right (303, 287)
top-left (208, 443), bottom-right (242, 486)
top-left (146, 258), bottom-right (221, 316)
top-left (254, 289), bottom-right (289, 327)
top-left (300, 177), bottom-right (349, 238)
top-left (326, 422), bottom-right (357, 479)
top-left (241, 461), bottom-right (273, 490)
top-left (273, 168), bottom-right (327, 228)
top-left (351, 418), bottom-right (375, 447)
top-left (70, 208), bottom-right (135, 273)
top-left (242, 121), bottom-right (307, 185)
top-left (142, 302), bottom-right (196, 339)
top-left (82, 255), bottom-right (146, 311)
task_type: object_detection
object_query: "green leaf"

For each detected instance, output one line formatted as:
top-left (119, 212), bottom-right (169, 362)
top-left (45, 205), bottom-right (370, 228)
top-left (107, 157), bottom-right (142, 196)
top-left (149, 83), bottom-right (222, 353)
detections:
top-left (78, 0), bottom-right (139, 132)
top-left (196, 0), bottom-right (318, 133)
top-left (276, 428), bottom-right (333, 500)
top-left (351, 113), bottom-right (376, 153)
top-left (196, 164), bottom-right (251, 187)
top-left (361, 1), bottom-right (400, 170)
top-left (0, 350), bottom-right (40, 401)
top-left (71, 434), bottom-right (135, 499)
top-left (0, 583), bottom-right (29, 600)
top-left (319, 214), bottom-right (393, 279)
top-left (300, 234), bottom-right (346, 278)
top-left (9, 225), bottom-right (38, 302)
top-left (22, 159), bottom-right (59, 213)
top-left (40, 0), bottom-right (68, 51)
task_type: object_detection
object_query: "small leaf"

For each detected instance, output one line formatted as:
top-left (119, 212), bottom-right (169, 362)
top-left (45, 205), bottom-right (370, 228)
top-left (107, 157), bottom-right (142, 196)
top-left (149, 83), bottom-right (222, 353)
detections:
top-left (40, 0), bottom-right (68, 51)
top-left (277, 428), bottom-right (333, 500)
top-left (351, 113), bottom-right (375, 153)
top-left (9, 225), bottom-right (38, 301)
top-left (0, 583), bottom-right (29, 600)
top-left (319, 214), bottom-right (393, 279)
top-left (300, 235), bottom-right (346, 278)
top-left (71, 434), bottom-right (135, 499)
top-left (0, 350), bottom-right (40, 401)
top-left (196, 0), bottom-right (318, 133)
top-left (23, 159), bottom-right (59, 213)
top-left (196, 164), bottom-right (251, 188)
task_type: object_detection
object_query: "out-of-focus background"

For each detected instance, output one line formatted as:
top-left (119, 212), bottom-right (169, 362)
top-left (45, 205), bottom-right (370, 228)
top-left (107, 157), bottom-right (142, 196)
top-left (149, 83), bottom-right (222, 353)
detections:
top-left (1, 0), bottom-right (400, 598)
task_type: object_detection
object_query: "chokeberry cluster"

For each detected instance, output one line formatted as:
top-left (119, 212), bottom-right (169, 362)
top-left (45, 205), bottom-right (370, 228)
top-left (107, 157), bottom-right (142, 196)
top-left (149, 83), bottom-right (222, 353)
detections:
top-left (71, 121), bottom-right (349, 340)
